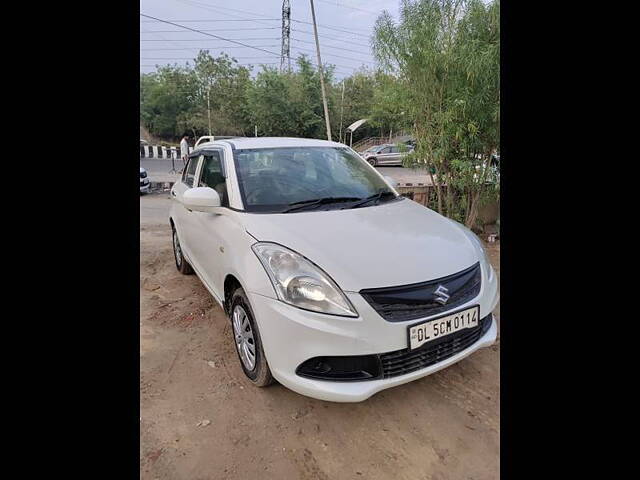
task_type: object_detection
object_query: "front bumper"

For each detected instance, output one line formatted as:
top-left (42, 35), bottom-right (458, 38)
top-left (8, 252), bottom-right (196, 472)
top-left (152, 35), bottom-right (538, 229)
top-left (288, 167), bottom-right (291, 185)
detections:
top-left (248, 264), bottom-right (499, 402)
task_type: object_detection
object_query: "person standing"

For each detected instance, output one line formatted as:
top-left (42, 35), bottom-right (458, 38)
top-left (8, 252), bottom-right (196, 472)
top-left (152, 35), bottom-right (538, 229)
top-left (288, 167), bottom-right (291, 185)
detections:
top-left (180, 135), bottom-right (190, 166)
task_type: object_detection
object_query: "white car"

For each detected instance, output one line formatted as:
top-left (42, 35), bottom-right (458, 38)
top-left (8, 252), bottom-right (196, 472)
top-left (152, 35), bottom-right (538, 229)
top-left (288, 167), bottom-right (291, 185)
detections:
top-left (140, 167), bottom-right (150, 194)
top-left (194, 135), bottom-right (238, 148)
top-left (169, 137), bottom-right (499, 402)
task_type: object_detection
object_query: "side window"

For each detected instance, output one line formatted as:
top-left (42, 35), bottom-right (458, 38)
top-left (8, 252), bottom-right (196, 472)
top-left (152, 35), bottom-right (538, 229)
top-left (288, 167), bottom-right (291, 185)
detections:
top-left (389, 146), bottom-right (398, 154)
top-left (182, 156), bottom-right (199, 187)
top-left (381, 147), bottom-right (391, 154)
top-left (198, 152), bottom-right (229, 207)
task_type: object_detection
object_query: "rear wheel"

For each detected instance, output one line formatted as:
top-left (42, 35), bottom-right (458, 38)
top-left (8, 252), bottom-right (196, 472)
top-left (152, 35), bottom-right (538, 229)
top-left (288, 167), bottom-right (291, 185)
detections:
top-left (172, 226), bottom-right (194, 275)
top-left (230, 287), bottom-right (274, 387)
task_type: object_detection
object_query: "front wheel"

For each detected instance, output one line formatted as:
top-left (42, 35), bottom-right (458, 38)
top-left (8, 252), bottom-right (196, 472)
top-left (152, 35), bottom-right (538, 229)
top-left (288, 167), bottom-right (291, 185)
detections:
top-left (230, 287), bottom-right (274, 387)
top-left (172, 226), bottom-right (194, 275)
top-left (367, 157), bottom-right (377, 167)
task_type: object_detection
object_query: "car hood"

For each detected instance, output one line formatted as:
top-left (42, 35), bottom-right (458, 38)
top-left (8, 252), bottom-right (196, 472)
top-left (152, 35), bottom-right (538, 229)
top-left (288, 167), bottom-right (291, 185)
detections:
top-left (242, 199), bottom-right (481, 291)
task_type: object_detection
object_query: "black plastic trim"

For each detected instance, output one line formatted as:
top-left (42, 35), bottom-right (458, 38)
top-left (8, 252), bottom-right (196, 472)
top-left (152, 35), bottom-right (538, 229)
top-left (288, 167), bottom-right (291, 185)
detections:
top-left (360, 262), bottom-right (482, 322)
top-left (295, 314), bottom-right (493, 382)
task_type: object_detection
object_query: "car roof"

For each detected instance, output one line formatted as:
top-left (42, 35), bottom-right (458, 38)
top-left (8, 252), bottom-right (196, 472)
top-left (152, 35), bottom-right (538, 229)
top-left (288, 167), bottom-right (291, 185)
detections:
top-left (194, 137), bottom-right (346, 152)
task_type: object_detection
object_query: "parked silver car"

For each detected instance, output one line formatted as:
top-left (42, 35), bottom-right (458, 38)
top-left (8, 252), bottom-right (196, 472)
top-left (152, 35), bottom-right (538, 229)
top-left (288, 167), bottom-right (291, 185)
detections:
top-left (360, 144), bottom-right (412, 167)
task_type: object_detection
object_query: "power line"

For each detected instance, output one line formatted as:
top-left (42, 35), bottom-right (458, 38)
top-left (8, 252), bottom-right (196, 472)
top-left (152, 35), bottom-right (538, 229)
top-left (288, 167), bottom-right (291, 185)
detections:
top-left (141, 56), bottom-right (286, 60)
top-left (141, 28), bottom-right (202, 54)
top-left (290, 36), bottom-right (374, 58)
top-left (290, 19), bottom-right (370, 38)
top-left (290, 27), bottom-right (371, 48)
top-left (174, 0), bottom-right (281, 29)
top-left (290, 44), bottom-right (375, 65)
top-left (140, 14), bottom-right (282, 57)
top-left (140, 62), bottom-right (279, 68)
top-left (140, 38), bottom-right (281, 42)
top-left (140, 58), bottom-right (356, 75)
top-left (141, 46), bottom-right (281, 51)
top-left (316, 0), bottom-right (381, 16)
top-left (140, 18), bottom-right (280, 22)
top-left (141, 27), bottom-right (281, 32)
top-left (172, 0), bottom-right (373, 34)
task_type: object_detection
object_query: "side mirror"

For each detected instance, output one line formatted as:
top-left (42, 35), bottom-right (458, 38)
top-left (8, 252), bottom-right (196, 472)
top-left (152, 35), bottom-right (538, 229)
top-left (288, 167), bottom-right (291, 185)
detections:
top-left (182, 187), bottom-right (221, 213)
top-left (384, 176), bottom-right (398, 188)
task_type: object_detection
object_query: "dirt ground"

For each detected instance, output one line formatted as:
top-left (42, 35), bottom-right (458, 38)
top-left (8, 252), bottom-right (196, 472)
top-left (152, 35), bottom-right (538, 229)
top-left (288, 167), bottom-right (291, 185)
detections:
top-left (140, 193), bottom-right (500, 480)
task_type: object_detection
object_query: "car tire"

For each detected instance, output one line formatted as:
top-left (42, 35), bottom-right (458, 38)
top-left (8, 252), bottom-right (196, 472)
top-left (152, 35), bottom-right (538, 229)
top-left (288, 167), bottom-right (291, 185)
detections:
top-left (172, 225), bottom-right (194, 275)
top-left (230, 287), bottom-right (274, 387)
top-left (367, 157), bottom-right (377, 167)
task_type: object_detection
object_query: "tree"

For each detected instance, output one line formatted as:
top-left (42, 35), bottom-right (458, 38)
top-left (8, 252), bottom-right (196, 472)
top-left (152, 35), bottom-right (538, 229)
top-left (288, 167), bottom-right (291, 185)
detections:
top-left (140, 65), bottom-right (197, 139)
top-left (188, 52), bottom-right (253, 136)
top-left (369, 71), bottom-right (412, 136)
top-left (247, 66), bottom-right (298, 137)
top-left (373, 0), bottom-right (500, 228)
top-left (334, 70), bottom-right (377, 143)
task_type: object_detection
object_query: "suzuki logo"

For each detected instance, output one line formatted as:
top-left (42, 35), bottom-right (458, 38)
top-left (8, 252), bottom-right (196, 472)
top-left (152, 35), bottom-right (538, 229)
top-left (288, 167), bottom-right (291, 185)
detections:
top-left (434, 285), bottom-right (450, 305)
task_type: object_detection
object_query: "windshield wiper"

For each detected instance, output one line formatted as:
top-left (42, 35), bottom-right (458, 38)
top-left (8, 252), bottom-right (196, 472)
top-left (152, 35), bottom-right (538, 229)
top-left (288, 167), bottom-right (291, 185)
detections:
top-left (282, 196), bottom-right (362, 213)
top-left (346, 190), bottom-right (396, 209)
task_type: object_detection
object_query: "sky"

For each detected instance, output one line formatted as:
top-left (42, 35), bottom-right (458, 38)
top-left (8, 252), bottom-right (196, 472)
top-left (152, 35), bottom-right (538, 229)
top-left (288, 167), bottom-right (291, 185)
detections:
top-left (140, 0), bottom-right (400, 79)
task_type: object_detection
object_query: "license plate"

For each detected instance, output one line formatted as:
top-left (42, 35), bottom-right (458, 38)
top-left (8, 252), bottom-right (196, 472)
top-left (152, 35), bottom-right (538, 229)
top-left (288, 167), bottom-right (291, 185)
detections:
top-left (408, 306), bottom-right (480, 351)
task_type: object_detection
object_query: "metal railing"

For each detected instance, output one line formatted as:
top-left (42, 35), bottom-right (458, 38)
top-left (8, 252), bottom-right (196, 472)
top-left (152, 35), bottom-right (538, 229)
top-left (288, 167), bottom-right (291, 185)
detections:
top-left (352, 132), bottom-right (412, 152)
top-left (352, 137), bottom-right (389, 152)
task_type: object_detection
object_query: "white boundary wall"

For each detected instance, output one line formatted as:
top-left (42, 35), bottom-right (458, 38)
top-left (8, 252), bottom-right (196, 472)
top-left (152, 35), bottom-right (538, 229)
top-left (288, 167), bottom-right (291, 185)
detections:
top-left (141, 145), bottom-right (193, 159)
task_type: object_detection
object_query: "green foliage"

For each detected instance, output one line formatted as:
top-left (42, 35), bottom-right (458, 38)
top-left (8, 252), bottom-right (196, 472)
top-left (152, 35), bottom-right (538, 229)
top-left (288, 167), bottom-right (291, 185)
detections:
top-left (140, 66), bottom-right (197, 138)
top-left (246, 66), bottom-right (298, 137)
top-left (373, 0), bottom-right (500, 228)
top-left (140, 4), bottom-right (500, 229)
top-left (140, 51), bottom-right (253, 140)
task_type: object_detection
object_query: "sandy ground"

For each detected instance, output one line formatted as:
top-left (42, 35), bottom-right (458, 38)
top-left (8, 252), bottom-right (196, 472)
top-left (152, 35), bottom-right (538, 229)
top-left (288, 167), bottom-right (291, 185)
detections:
top-left (140, 193), bottom-right (500, 480)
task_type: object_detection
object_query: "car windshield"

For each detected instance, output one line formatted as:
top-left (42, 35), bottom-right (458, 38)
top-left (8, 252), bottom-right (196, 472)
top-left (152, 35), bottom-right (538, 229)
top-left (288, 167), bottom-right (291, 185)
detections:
top-left (234, 147), bottom-right (398, 213)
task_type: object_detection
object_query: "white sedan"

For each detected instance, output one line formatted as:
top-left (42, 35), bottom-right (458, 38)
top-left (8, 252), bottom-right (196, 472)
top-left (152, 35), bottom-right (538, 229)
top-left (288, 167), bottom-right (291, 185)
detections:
top-left (169, 137), bottom-right (499, 402)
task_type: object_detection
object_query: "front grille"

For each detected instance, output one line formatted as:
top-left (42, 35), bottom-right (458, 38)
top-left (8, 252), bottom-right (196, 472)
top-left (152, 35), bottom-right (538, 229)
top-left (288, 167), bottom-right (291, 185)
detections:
top-left (380, 314), bottom-right (492, 379)
top-left (360, 263), bottom-right (482, 322)
top-left (295, 314), bottom-right (493, 382)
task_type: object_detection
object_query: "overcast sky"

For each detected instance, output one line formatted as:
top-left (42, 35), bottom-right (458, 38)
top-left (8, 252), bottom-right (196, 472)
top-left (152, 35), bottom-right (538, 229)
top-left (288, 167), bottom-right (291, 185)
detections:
top-left (140, 0), bottom-right (400, 79)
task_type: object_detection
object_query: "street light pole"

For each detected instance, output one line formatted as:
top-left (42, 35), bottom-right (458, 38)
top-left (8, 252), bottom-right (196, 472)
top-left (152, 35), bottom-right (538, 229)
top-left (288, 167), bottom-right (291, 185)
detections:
top-left (207, 86), bottom-right (212, 136)
top-left (309, 0), bottom-right (332, 141)
top-left (338, 80), bottom-right (346, 143)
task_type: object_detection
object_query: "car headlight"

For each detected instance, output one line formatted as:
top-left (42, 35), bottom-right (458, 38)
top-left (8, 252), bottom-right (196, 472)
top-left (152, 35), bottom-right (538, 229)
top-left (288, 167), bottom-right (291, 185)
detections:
top-left (252, 242), bottom-right (358, 317)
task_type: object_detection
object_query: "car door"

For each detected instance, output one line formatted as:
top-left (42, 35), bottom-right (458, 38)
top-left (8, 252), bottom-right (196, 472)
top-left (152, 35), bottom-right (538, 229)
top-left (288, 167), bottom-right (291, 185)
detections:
top-left (378, 146), bottom-right (392, 164)
top-left (170, 154), bottom-right (202, 265)
top-left (187, 149), bottom-right (231, 298)
top-left (388, 145), bottom-right (403, 165)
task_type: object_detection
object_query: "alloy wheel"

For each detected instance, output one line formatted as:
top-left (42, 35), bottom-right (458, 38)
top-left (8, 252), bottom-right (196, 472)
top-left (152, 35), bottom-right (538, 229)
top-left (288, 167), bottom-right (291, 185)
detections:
top-left (173, 229), bottom-right (182, 268)
top-left (232, 305), bottom-right (256, 371)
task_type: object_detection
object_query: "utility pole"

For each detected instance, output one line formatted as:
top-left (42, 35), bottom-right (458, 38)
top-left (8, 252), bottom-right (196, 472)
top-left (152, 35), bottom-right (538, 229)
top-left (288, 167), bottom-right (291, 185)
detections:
top-left (309, 0), bottom-right (332, 141)
top-left (206, 86), bottom-right (212, 136)
top-left (338, 80), bottom-right (346, 143)
top-left (280, 1), bottom-right (291, 73)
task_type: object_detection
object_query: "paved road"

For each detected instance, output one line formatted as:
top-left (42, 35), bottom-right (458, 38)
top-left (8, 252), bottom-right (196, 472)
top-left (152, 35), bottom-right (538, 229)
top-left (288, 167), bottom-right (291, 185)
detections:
top-left (141, 157), bottom-right (433, 186)
top-left (140, 191), bottom-right (172, 225)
